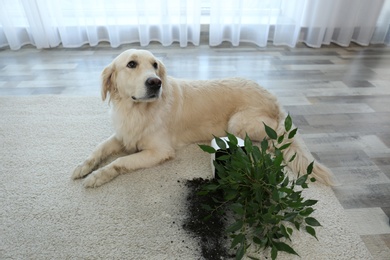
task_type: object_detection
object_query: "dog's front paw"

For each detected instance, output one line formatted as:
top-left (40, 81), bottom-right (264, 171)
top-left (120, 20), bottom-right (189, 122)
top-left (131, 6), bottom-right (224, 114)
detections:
top-left (72, 162), bottom-right (94, 180)
top-left (83, 172), bottom-right (103, 188)
top-left (83, 167), bottom-right (115, 188)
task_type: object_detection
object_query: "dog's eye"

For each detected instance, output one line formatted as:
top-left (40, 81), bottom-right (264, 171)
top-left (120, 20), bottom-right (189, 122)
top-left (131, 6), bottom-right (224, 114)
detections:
top-left (127, 61), bottom-right (137, 69)
top-left (153, 62), bottom-right (158, 69)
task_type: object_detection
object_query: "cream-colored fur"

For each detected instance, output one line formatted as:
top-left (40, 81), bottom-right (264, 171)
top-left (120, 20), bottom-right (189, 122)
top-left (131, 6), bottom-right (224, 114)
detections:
top-left (72, 49), bottom-right (334, 188)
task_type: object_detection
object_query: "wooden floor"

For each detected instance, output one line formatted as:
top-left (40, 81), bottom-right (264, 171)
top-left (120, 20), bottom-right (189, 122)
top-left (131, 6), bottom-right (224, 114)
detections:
top-left (1, 42), bottom-right (390, 258)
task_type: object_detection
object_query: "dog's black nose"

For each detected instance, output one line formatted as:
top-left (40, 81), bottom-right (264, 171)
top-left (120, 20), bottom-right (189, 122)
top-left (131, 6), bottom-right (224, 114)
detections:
top-left (145, 77), bottom-right (162, 91)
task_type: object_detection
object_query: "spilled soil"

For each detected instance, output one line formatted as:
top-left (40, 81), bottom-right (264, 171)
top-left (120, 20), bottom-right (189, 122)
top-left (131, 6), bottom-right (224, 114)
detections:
top-left (182, 178), bottom-right (233, 260)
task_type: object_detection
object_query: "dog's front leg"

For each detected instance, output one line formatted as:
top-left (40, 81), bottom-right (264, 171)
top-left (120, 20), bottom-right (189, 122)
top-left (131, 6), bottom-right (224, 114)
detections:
top-left (83, 148), bottom-right (175, 188)
top-left (72, 134), bottom-right (123, 180)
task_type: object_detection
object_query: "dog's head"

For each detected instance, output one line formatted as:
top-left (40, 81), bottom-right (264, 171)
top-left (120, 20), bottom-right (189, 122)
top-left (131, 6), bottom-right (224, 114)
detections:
top-left (101, 49), bottom-right (167, 103)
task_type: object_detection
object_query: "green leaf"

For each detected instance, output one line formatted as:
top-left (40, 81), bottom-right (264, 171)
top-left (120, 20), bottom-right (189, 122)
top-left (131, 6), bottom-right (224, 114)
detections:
top-left (214, 162), bottom-right (227, 178)
top-left (255, 189), bottom-right (263, 203)
top-left (236, 243), bottom-right (246, 260)
top-left (244, 134), bottom-right (253, 153)
top-left (305, 217), bottom-right (321, 227)
top-left (252, 146), bottom-right (261, 162)
top-left (285, 114), bottom-right (292, 132)
top-left (252, 236), bottom-right (263, 245)
top-left (214, 136), bottom-right (227, 150)
top-left (303, 199), bottom-right (318, 207)
top-left (261, 238), bottom-right (269, 248)
top-left (310, 177), bottom-right (317, 182)
top-left (268, 170), bottom-right (277, 185)
top-left (290, 200), bottom-right (304, 208)
top-left (280, 224), bottom-right (291, 240)
top-left (288, 128), bottom-right (298, 139)
top-left (274, 241), bottom-right (299, 257)
top-left (231, 233), bottom-right (245, 249)
top-left (284, 212), bottom-right (298, 222)
top-left (299, 207), bottom-right (314, 216)
top-left (279, 142), bottom-right (292, 150)
top-left (230, 203), bottom-right (245, 215)
top-left (296, 174), bottom-right (308, 186)
top-left (216, 154), bottom-right (231, 161)
top-left (252, 166), bottom-right (261, 181)
top-left (225, 189), bottom-right (238, 201)
top-left (307, 161), bottom-right (314, 175)
top-left (276, 171), bottom-right (285, 184)
top-left (198, 144), bottom-right (216, 154)
top-left (306, 226), bottom-right (318, 240)
top-left (202, 214), bottom-right (212, 221)
top-left (271, 246), bottom-right (278, 260)
top-left (277, 134), bottom-right (284, 144)
top-left (196, 190), bottom-right (208, 196)
top-left (204, 184), bottom-right (219, 191)
top-left (201, 204), bottom-right (212, 211)
top-left (237, 147), bottom-right (248, 159)
top-left (261, 139), bottom-right (268, 152)
top-left (272, 189), bottom-right (280, 201)
top-left (227, 132), bottom-right (238, 146)
top-left (226, 220), bottom-right (244, 233)
top-left (280, 178), bottom-right (288, 189)
top-left (279, 187), bottom-right (293, 195)
top-left (263, 123), bottom-right (277, 140)
top-left (211, 197), bottom-right (223, 203)
top-left (273, 153), bottom-right (283, 168)
top-left (289, 153), bottom-right (297, 162)
top-left (294, 221), bottom-right (301, 230)
top-left (290, 190), bottom-right (302, 201)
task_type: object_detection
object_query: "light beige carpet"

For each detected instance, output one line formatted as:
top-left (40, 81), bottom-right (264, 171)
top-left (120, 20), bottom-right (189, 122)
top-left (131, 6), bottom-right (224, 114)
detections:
top-left (0, 96), bottom-right (372, 259)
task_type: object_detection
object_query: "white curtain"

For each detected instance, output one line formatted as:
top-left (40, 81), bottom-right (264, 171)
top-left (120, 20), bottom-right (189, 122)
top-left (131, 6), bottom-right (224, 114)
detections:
top-left (0, 0), bottom-right (200, 50)
top-left (209, 0), bottom-right (390, 48)
top-left (0, 0), bottom-right (389, 50)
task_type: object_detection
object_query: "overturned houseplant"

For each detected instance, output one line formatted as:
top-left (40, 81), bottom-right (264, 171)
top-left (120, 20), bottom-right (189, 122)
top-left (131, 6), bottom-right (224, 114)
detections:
top-left (197, 115), bottom-right (321, 260)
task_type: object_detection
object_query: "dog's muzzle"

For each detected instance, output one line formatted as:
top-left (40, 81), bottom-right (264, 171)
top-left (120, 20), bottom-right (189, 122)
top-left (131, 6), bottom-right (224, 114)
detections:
top-left (132, 77), bottom-right (162, 101)
top-left (143, 77), bottom-right (162, 99)
top-left (145, 77), bottom-right (162, 92)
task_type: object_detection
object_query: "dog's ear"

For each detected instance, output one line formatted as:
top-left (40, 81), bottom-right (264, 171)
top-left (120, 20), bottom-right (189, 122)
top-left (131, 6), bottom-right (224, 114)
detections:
top-left (157, 59), bottom-right (167, 82)
top-left (101, 64), bottom-right (116, 102)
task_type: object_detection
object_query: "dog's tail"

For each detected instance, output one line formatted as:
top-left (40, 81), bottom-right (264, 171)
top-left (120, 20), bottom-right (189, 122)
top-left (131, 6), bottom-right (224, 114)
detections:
top-left (273, 119), bottom-right (335, 186)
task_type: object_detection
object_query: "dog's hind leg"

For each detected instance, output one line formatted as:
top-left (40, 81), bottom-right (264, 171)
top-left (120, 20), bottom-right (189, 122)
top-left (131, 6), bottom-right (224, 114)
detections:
top-left (227, 110), bottom-right (279, 141)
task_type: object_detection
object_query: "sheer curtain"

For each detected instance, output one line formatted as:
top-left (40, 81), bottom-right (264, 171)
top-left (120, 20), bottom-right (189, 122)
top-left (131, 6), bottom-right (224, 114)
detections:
top-left (209, 0), bottom-right (390, 47)
top-left (0, 0), bottom-right (389, 50)
top-left (0, 0), bottom-right (200, 50)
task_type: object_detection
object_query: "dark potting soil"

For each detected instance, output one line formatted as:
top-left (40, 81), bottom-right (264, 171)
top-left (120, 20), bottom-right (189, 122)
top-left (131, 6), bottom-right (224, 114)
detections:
top-left (183, 178), bottom-right (234, 260)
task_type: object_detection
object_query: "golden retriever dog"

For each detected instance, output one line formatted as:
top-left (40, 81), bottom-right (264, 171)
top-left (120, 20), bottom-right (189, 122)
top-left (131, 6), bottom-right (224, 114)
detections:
top-left (72, 49), bottom-right (334, 188)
